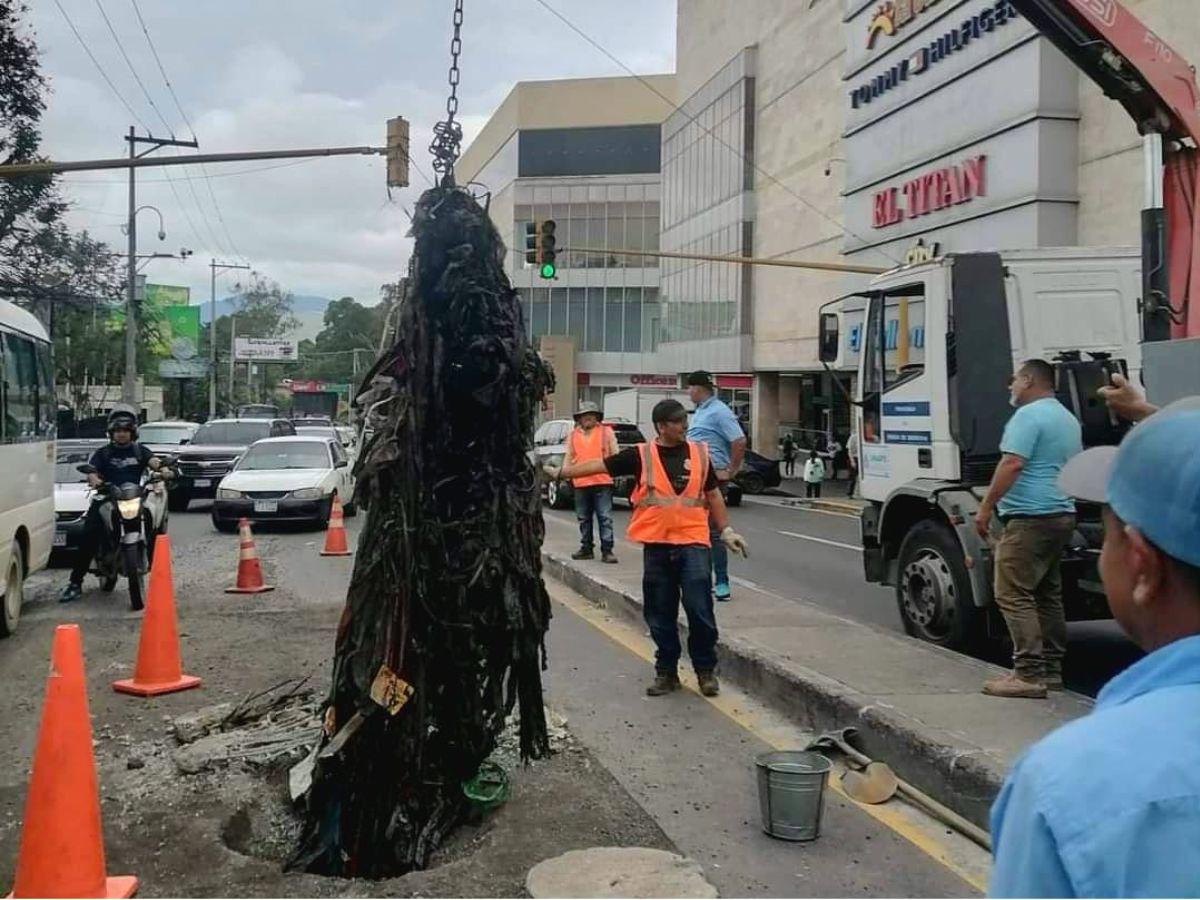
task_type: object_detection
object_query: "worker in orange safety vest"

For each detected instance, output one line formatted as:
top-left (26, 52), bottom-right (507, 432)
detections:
top-left (562, 401), bottom-right (621, 563)
top-left (547, 399), bottom-right (748, 698)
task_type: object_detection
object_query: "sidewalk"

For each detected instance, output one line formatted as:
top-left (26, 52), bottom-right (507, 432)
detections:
top-left (540, 515), bottom-right (1091, 829)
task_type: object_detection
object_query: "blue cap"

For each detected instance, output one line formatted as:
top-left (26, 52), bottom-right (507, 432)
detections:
top-left (1059, 399), bottom-right (1200, 567)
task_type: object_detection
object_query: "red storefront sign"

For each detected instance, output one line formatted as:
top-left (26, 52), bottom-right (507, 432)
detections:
top-left (872, 155), bottom-right (987, 228)
top-left (716, 374), bottom-right (753, 389)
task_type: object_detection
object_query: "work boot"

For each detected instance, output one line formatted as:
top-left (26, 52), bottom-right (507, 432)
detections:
top-left (601, 550), bottom-right (618, 564)
top-left (59, 582), bottom-right (83, 604)
top-left (646, 671), bottom-right (681, 696)
top-left (714, 581), bottom-right (732, 602)
top-left (1043, 670), bottom-right (1065, 691)
top-left (571, 548), bottom-right (594, 561)
top-left (697, 671), bottom-right (720, 697)
top-left (982, 672), bottom-right (1047, 699)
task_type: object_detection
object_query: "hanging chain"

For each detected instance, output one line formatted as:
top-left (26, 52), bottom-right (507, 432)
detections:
top-left (429, 0), bottom-right (465, 183)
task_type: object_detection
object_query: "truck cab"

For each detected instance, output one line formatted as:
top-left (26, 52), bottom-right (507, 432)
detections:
top-left (821, 248), bottom-right (1142, 648)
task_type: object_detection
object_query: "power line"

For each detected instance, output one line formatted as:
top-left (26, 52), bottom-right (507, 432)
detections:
top-left (92, 0), bottom-right (174, 136)
top-left (129, 0), bottom-right (246, 263)
top-left (52, 0), bottom-right (148, 130)
top-left (531, 0), bottom-right (901, 266)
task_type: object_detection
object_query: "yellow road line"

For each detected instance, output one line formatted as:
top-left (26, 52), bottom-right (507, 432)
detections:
top-left (550, 584), bottom-right (990, 893)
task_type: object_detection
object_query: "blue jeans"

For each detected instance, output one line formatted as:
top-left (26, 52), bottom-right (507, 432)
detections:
top-left (574, 485), bottom-right (614, 553)
top-left (709, 517), bottom-right (729, 587)
top-left (642, 544), bottom-right (718, 674)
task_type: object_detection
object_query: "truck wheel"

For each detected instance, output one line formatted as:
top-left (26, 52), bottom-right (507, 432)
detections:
top-left (547, 480), bottom-right (573, 510)
top-left (895, 519), bottom-right (979, 650)
top-left (0, 540), bottom-right (24, 638)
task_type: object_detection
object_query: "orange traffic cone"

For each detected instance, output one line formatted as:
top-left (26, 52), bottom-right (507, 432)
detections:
top-left (225, 518), bottom-right (274, 594)
top-left (10, 625), bottom-right (138, 899)
top-left (112, 534), bottom-right (202, 697)
top-left (320, 494), bottom-right (352, 557)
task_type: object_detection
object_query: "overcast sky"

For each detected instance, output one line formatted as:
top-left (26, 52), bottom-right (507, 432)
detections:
top-left (28, 0), bottom-right (676, 307)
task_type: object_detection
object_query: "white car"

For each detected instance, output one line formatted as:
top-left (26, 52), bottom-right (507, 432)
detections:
top-left (294, 424), bottom-right (357, 468)
top-left (53, 440), bottom-right (169, 557)
top-left (210, 436), bottom-right (355, 533)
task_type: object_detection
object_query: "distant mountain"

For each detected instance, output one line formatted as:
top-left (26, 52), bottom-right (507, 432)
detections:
top-left (194, 294), bottom-right (342, 342)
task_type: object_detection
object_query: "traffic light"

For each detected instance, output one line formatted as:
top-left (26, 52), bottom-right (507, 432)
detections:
top-left (538, 219), bottom-right (557, 279)
top-left (386, 116), bottom-right (410, 188)
top-left (524, 221), bottom-right (539, 265)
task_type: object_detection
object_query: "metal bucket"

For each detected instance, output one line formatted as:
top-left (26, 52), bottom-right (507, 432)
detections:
top-left (755, 750), bottom-right (832, 841)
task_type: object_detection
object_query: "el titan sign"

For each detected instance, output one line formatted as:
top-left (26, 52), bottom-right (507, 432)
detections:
top-left (872, 155), bottom-right (987, 228)
top-left (851, 1), bottom-right (1020, 109)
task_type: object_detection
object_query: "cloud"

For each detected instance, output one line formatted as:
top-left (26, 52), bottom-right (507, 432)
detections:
top-left (27, 0), bottom-right (676, 310)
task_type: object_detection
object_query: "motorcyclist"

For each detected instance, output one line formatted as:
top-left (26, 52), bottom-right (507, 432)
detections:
top-left (59, 407), bottom-right (164, 606)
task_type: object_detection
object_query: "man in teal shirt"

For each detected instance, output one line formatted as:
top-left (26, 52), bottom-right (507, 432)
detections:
top-left (990, 400), bottom-right (1200, 896)
top-left (974, 359), bottom-right (1082, 698)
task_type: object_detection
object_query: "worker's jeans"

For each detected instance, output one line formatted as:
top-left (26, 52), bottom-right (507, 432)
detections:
top-left (642, 544), bottom-right (718, 674)
top-left (574, 485), bottom-right (614, 553)
top-left (993, 515), bottom-right (1076, 682)
top-left (708, 518), bottom-right (729, 587)
top-left (69, 504), bottom-right (106, 586)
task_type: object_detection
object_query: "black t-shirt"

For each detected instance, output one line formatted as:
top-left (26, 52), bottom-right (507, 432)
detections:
top-left (605, 443), bottom-right (718, 495)
top-left (90, 442), bottom-right (153, 486)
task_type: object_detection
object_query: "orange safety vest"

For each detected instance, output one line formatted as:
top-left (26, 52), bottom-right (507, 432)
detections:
top-left (569, 424), bottom-right (614, 488)
top-left (627, 441), bottom-right (711, 547)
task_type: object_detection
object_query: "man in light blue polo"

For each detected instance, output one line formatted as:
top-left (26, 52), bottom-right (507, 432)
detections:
top-left (990, 400), bottom-right (1200, 897)
top-left (686, 371), bottom-right (746, 601)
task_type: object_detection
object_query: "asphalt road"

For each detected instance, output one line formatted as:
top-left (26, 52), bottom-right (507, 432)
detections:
top-left (546, 494), bottom-right (1143, 698)
top-left (4, 501), bottom-right (985, 897)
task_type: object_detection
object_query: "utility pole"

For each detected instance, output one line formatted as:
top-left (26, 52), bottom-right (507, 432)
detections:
top-left (210, 259), bottom-right (251, 418)
top-left (121, 128), bottom-right (199, 407)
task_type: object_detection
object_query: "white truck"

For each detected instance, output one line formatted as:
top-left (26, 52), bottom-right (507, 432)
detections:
top-left (818, 248), bottom-right (1142, 649)
top-left (603, 387), bottom-right (694, 441)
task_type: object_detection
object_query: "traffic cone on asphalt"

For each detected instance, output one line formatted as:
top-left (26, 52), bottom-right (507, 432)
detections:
top-left (113, 534), bottom-right (202, 697)
top-left (225, 518), bottom-right (275, 594)
top-left (10, 624), bottom-right (138, 899)
top-left (319, 494), bottom-right (352, 557)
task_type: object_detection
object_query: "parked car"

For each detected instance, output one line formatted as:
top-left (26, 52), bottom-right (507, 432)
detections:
top-left (53, 439), bottom-right (168, 560)
top-left (532, 419), bottom-right (644, 510)
top-left (171, 418), bottom-right (296, 511)
top-left (210, 436), bottom-right (355, 532)
top-left (735, 451), bottom-right (782, 495)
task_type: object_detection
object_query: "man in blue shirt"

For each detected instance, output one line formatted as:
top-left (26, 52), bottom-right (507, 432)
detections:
top-left (990, 399), bottom-right (1200, 897)
top-left (974, 359), bottom-right (1082, 698)
top-left (686, 371), bottom-right (746, 601)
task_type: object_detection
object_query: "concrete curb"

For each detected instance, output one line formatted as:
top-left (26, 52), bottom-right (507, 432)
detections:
top-left (543, 548), bottom-right (1005, 829)
top-left (782, 497), bottom-right (865, 515)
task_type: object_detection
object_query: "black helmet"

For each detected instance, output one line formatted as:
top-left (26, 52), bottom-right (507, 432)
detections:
top-left (106, 405), bottom-right (139, 440)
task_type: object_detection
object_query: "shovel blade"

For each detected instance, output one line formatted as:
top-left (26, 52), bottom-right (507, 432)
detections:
top-left (840, 761), bottom-right (899, 805)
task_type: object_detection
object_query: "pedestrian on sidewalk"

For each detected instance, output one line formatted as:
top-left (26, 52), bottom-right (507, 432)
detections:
top-left (562, 401), bottom-right (620, 564)
top-left (686, 371), bottom-right (746, 603)
top-left (548, 399), bottom-right (748, 699)
top-left (803, 450), bottom-right (825, 498)
top-left (782, 433), bottom-right (797, 478)
top-left (974, 359), bottom-right (1082, 698)
top-left (990, 399), bottom-right (1200, 897)
top-left (846, 430), bottom-right (860, 498)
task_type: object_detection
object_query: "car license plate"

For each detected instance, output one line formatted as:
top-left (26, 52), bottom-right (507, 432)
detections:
top-left (53, 532), bottom-right (67, 547)
top-left (193, 478), bottom-right (211, 488)
top-left (254, 500), bottom-right (278, 514)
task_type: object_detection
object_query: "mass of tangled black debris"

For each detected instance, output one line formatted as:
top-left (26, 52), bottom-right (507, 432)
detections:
top-left (288, 182), bottom-right (554, 878)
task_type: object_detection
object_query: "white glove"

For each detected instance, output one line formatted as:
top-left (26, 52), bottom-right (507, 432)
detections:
top-left (721, 526), bottom-right (748, 558)
top-left (542, 464), bottom-right (562, 481)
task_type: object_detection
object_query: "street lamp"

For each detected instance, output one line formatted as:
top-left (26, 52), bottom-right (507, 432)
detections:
top-left (122, 204), bottom-right (169, 405)
top-left (121, 205), bottom-right (167, 241)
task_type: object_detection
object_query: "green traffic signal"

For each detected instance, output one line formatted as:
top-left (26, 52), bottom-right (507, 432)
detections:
top-left (539, 262), bottom-right (556, 279)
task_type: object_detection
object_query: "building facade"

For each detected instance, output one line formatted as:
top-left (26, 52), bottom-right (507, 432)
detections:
top-left (455, 75), bottom-right (677, 417)
top-left (671, 0), bottom-right (1200, 454)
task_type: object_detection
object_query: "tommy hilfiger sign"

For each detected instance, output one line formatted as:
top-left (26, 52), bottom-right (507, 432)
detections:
top-left (872, 155), bottom-right (987, 228)
top-left (851, 0), bottom-right (1020, 110)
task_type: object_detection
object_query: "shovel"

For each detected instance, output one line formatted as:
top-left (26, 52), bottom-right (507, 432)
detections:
top-left (807, 727), bottom-right (992, 851)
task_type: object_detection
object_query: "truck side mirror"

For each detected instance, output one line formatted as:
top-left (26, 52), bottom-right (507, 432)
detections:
top-left (818, 313), bottom-right (840, 363)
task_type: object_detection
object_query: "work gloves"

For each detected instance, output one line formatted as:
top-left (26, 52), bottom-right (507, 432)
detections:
top-left (721, 526), bottom-right (749, 558)
top-left (542, 464), bottom-right (562, 481)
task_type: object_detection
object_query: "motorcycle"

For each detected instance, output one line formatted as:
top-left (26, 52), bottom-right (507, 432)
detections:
top-left (76, 465), bottom-right (171, 611)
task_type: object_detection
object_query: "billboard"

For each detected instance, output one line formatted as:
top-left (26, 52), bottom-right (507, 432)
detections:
top-left (235, 337), bottom-right (298, 362)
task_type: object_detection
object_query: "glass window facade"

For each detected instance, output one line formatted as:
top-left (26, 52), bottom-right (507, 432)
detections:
top-left (514, 179), bottom-right (662, 355)
top-left (659, 49), bottom-right (756, 351)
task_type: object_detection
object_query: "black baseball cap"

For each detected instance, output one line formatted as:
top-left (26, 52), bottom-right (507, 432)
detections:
top-left (686, 371), bottom-right (715, 389)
